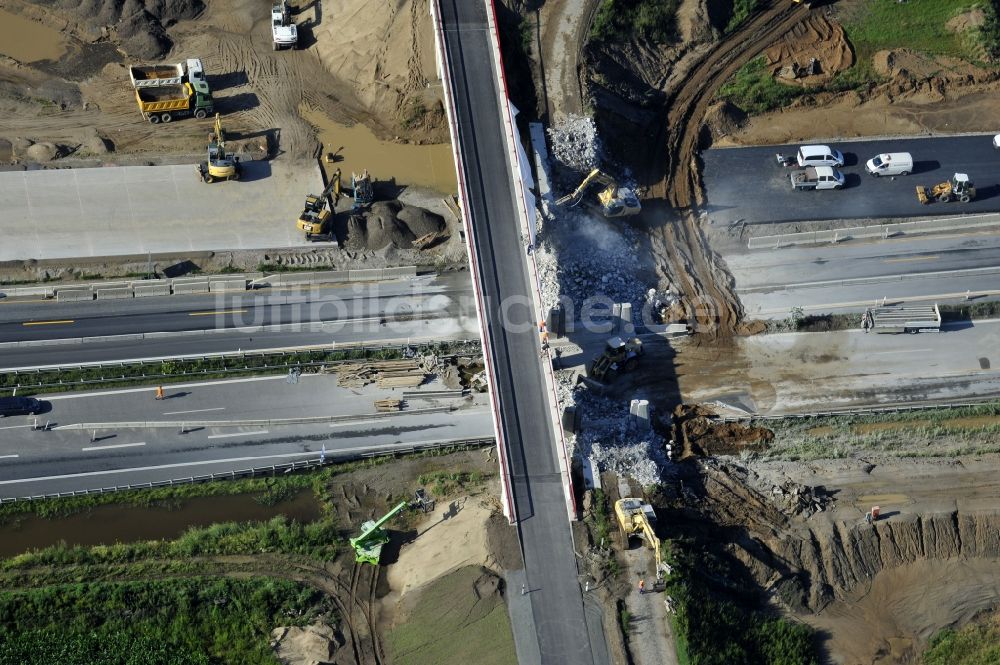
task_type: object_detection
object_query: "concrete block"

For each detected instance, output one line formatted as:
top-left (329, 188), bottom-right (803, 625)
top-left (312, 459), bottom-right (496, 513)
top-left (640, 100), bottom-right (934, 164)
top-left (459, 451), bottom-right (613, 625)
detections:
top-left (96, 287), bottom-right (134, 300)
top-left (133, 283), bottom-right (171, 297)
top-left (208, 273), bottom-right (246, 282)
top-left (309, 270), bottom-right (349, 284)
top-left (382, 266), bottom-right (417, 279)
top-left (629, 399), bottom-right (651, 432)
top-left (270, 272), bottom-right (314, 286)
top-left (91, 281), bottom-right (129, 291)
top-left (619, 303), bottom-right (633, 334)
top-left (56, 289), bottom-right (94, 302)
top-left (581, 456), bottom-right (602, 490)
top-left (209, 279), bottom-right (247, 292)
top-left (171, 277), bottom-right (210, 286)
top-left (348, 268), bottom-right (383, 282)
top-left (172, 281), bottom-right (210, 294)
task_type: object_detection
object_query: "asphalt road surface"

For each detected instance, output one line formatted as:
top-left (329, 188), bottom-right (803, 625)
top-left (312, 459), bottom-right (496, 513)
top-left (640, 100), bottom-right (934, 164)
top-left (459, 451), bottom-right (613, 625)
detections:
top-left (440, 1), bottom-right (605, 663)
top-left (0, 273), bottom-right (480, 368)
top-left (0, 374), bottom-right (493, 497)
top-left (727, 229), bottom-right (1000, 316)
top-left (702, 134), bottom-right (1000, 225)
top-left (0, 160), bottom-right (324, 261)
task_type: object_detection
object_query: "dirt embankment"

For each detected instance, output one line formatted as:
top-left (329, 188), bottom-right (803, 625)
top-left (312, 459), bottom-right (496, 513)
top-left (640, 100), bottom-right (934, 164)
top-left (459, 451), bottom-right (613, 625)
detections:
top-left (684, 457), bottom-right (1000, 664)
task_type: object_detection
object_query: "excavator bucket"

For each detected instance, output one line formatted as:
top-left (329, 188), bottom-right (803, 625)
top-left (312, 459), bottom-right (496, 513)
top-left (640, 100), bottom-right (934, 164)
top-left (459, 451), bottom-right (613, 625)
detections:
top-left (915, 186), bottom-right (930, 205)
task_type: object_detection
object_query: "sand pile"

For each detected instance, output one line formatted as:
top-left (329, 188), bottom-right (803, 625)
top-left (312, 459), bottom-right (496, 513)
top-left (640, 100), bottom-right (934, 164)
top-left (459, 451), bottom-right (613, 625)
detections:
top-left (344, 201), bottom-right (448, 251)
top-left (270, 622), bottom-right (340, 665)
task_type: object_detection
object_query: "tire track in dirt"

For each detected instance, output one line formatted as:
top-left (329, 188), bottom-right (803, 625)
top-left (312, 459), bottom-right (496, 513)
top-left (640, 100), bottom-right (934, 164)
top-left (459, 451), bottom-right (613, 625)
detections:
top-left (641, 1), bottom-right (808, 334)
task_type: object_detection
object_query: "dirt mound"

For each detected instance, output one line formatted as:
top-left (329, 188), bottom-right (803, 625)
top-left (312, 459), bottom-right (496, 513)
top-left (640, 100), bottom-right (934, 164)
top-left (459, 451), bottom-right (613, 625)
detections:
top-left (872, 49), bottom-right (982, 83)
top-left (765, 13), bottom-right (852, 86)
top-left (681, 416), bottom-right (773, 456)
top-left (701, 100), bottom-right (746, 146)
top-left (24, 141), bottom-right (61, 161)
top-left (271, 622), bottom-right (341, 665)
top-left (345, 201), bottom-right (448, 252)
top-left (15, 0), bottom-right (203, 58)
top-left (947, 8), bottom-right (986, 34)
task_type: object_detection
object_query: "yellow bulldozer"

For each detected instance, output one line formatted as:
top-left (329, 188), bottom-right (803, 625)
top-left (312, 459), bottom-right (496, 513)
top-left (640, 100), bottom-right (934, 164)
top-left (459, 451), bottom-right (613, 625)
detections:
top-left (916, 173), bottom-right (976, 204)
top-left (615, 497), bottom-right (669, 582)
top-left (198, 113), bottom-right (242, 183)
top-left (588, 336), bottom-right (644, 382)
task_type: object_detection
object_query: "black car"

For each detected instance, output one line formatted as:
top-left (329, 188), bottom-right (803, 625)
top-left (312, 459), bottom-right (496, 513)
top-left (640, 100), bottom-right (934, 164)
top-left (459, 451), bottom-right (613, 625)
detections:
top-left (0, 396), bottom-right (43, 417)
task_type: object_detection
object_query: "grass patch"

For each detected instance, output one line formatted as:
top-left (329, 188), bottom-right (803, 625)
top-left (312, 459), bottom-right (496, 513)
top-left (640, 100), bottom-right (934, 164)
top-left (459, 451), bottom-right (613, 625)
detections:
top-left (0, 341), bottom-right (479, 396)
top-left (664, 538), bottom-right (818, 665)
top-left (725, 0), bottom-right (761, 35)
top-left (417, 470), bottom-right (487, 498)
top-left (590, 0), bottom-right (680, 45)
top-left (385, 566), bottom-right (516, 665)
top-left (843, 1), bottom-right (981, 66)
top-left (0, 577), bottom-right (329, 665)
top-left (716, 55), bottom-right (815, 115)
top-left (924, 610), bottom-right (1000, 665)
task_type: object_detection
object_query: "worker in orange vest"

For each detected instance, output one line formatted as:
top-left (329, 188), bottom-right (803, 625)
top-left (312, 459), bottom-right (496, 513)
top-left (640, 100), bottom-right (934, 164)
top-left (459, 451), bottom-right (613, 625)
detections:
top-left (155, 386), bottom-right (164, 401)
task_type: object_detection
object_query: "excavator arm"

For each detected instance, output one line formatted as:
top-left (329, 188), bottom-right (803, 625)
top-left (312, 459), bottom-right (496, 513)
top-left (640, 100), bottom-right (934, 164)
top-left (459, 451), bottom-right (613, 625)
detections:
top-left (555, 168), bottom-right (616, 207)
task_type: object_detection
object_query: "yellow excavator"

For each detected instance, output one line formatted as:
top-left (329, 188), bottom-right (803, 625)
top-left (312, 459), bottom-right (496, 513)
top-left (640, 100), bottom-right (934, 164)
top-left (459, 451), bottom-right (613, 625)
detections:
top-left (198, 113), bottom-right (242, 183)
top-left (916, 173), bottom-right (976, 204)
top-left (615, 497), bottom-right (669, 581)
top-left (296, 168), bottom-right (342, 239)
top-left (555, 169), bottom-right (641, 217)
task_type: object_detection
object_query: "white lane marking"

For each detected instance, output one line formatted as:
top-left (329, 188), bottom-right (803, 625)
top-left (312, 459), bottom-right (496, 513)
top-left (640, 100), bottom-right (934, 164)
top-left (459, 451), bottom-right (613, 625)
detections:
top-left (45, 375), bottom-right (319, 401)
top-left (867, 348), bottom-right (933, 355)
top-left (81, 442), bottom-right (146, 452)
top-left (0, 424), bottom-right (32, 430)
top-left (162, 407), bottom-right (226, 415)
top-left (329, 419), bottom-right (378, 428)
top-left (0, 438), bottom-right (492, 486)
top-left (0, 454), bottom-right (20, 459)
top-left (206, 430), bottom-right (269, 439)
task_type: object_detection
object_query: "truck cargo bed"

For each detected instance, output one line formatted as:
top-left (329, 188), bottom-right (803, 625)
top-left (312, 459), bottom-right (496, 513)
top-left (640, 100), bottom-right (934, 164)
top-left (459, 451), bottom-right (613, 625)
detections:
top-left (129, 65), bottom-right (184, 87)
top-left (865, 304), bottom-right (941, 333)
top-left (137, 86), bottom-right (188, 102)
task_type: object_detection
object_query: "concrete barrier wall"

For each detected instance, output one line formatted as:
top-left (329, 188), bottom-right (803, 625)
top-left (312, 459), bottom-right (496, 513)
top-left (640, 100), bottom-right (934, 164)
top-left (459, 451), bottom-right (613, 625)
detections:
top-left (96, 287), bottom-right (134, 300)
top-left (56, 289), bottom-right (94, 302)
top-left (171, 281), bottom-right (210, 294)
top-left (209, 279), bottom-right (247, 292)
top-left (383, 266), bottom-right (417, 278)
top-left (348, 268), bottom-right (383, 282)
top-left (134, 283), bottom-right (171, 297)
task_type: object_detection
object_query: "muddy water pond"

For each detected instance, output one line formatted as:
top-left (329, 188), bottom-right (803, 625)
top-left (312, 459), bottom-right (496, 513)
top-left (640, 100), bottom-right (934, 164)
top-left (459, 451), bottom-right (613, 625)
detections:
top-left (0, 490), bottom-right (320, 558)
top-left (301, 106), bottom-right (458, 195)
top-left (0, 10), bottom-right (67, 63)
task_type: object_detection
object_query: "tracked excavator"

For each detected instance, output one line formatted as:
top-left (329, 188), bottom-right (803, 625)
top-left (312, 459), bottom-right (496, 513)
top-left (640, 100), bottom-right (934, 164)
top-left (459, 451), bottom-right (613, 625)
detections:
top-left (615, 497), bottom-right (669, 581)
top-left (296, 168), bottom-right (342, 239)
top-left (352, 169), bottom-right (374, 212)
top-left (198, 113), bottom-right (242, 183)
top-left (350, 500), bottom-right (408, 565)
top-left (555, 169), bottom-right (641, 218)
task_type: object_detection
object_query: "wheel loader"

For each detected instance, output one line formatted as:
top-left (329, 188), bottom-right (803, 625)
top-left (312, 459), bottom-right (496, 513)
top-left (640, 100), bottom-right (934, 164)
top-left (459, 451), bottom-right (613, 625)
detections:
top-left (916, 173), bottom-right (976, 204)
top-left (588, 336), bottom-right (643, 382)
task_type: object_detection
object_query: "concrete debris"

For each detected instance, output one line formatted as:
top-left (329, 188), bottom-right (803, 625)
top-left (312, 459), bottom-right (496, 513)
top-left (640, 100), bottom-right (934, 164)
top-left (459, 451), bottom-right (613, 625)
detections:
top-left (558, 377), bottom-right (668, 487)
top-left (546, 114), bottom-right (601, 173)
top-left (769, 480), bottom-right (836, 518)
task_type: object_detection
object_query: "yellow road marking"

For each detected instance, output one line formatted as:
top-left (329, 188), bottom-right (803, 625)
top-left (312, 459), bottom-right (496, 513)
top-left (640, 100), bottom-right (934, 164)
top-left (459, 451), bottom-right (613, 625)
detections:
top-left (188, 309), bottom-right (248, 317)
top-left (22, 319), bottom-right (74, 326)
top-left (883, 255), bottom-right (939, 264)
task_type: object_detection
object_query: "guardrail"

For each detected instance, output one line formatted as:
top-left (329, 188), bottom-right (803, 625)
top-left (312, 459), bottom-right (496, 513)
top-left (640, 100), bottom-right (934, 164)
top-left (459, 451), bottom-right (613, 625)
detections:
top-left (0, 436), bottom-right (495, 503)
top-left (0, 266), bottom-right (419, 300)
top-left (747, 213), bottom-right (1000, 250)
top-left (713, 398), bottom-right (1000, 423)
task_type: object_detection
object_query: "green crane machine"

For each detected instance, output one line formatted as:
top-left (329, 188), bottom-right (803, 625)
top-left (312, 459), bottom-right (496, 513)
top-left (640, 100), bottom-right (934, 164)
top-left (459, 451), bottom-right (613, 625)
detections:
top-left (350, 500), bottom-right (408, 565)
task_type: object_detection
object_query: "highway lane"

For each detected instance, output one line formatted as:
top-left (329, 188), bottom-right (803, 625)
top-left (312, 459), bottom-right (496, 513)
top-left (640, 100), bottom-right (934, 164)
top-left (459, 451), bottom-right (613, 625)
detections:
top-left (702, 134), bottom-right (1000, 225)
top-left (0, 273), bottom-right (475, 341)
top-left (440, 2), bottom-right (603, 663)
top-left (724, 229), bottom-right (1000, 317)
top-left (0, 374), bottom-right (494, 496)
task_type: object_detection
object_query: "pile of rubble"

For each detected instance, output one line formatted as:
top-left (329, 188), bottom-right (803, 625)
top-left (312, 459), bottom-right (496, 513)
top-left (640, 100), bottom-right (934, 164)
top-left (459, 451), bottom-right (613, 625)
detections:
top-left (560, 379), bottom-right (669, 487)
top-left (769, 481), bottom-right (836, 518)
top-left (546, 114), bottom-right (601, 174)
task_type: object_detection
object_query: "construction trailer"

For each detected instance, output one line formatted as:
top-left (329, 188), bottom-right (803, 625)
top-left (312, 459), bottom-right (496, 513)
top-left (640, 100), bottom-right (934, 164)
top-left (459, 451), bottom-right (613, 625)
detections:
top-left (555, 168), bottom-right (641, 218)
top-left (350, 500), bottom-right (408, 565)
top-left (615, 497), bottom-right (669, 581)
top-left (863, 304), bottom-right (941, 334)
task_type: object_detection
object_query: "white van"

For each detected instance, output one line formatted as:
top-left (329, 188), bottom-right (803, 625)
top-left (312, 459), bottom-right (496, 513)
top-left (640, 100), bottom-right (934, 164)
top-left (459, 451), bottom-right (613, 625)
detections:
top-left (797, 145), bottom-right (845, 168)
top-left (866, 152), bottom-right (912, 177)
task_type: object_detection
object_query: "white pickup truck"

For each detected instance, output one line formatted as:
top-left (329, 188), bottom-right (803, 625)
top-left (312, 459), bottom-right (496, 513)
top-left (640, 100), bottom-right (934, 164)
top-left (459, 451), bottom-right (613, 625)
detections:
top-left (790, 166), bottom-right (845, 190)
top-left (271, 2), bottom-right (298, 50)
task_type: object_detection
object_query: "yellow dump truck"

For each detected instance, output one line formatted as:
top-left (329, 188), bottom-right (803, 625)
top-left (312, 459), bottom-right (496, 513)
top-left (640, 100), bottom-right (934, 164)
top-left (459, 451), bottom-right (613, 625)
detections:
top-left (134, 82), bottom-right (214, 124)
